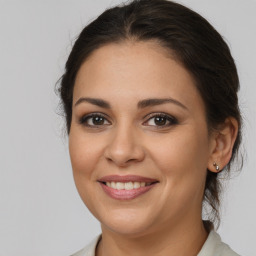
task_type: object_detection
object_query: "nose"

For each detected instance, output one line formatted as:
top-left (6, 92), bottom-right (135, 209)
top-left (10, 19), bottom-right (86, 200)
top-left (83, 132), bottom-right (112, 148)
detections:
top-left (104, 125), bottom-right (145, 167)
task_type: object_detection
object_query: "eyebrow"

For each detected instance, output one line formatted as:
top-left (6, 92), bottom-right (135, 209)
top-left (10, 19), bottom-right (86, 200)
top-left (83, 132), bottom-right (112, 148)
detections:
top-left (74, 97), bottom-right (188, 110)
top-left (137, 98), bottom-right (188, 110)
top-left (74, 97), bottom-right (111, 108)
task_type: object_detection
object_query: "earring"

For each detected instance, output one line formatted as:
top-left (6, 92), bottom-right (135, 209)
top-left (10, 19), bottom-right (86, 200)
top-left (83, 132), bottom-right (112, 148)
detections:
top-left (213, 162), bottom-right (220, 172)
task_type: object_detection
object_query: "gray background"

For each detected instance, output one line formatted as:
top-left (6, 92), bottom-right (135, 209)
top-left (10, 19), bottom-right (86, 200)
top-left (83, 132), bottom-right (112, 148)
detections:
top-left (0, 0), bottom-right (255, 255)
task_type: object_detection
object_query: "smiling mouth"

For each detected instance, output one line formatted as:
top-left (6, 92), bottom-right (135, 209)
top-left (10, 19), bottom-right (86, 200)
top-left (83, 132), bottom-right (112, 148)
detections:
top-left (98, 175), bottom-right (159, 200)
top-left (101, 181), bottom-right (157, 190)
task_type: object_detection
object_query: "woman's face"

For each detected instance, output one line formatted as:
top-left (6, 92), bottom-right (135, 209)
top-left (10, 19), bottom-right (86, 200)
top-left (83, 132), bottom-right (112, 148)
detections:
top-left (69, 41), bottom-right (216, 236)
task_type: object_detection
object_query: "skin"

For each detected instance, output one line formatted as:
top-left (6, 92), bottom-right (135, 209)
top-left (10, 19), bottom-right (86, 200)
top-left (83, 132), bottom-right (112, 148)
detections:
top-left (69, 41), bottom-right (238, 256)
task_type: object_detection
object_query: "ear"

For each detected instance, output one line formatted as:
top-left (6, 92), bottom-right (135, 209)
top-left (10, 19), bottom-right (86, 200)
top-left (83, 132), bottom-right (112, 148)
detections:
top-left (208, 117), bottom-right (238, 173)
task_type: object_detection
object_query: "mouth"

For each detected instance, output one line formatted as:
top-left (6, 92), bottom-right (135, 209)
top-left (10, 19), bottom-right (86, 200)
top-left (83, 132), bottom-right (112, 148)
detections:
top-left (100, 181), bottom-right (157, 190)
top-left (97, 175), bottom-right (159, 200)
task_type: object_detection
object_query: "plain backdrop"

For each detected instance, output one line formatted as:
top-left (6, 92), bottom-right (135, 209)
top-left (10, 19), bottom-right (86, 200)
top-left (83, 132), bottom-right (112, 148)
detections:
top-left (0, 0), bottom-right (255, 255)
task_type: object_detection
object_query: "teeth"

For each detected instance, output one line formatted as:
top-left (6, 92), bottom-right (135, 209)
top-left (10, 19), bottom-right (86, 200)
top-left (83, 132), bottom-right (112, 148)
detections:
top-left (141, 182), bottom-right (146, 187)
top-left (105, 181), bottom-right (152, 190)
top-left (134, 182), bottom-right (140, 189)
top-left (116, 182), bottom-right (124, 189)
top-left (111, 181), bottom-right (116, 189)
top-left (125, 182), bottom-right (133, 190)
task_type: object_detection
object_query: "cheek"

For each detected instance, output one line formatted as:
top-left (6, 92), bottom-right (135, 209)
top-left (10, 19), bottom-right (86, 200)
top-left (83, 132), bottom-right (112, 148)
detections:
top-left (148, 127), bottom-right (210, 182)
top-left (68, 130), bottom-right (103, 212)
top-left (69, 130), bottom-right (103, 180)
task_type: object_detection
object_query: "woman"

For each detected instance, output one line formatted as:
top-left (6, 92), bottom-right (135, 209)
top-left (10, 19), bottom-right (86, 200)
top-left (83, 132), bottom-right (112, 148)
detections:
top-left (59, 0), bottom-right (241, 255)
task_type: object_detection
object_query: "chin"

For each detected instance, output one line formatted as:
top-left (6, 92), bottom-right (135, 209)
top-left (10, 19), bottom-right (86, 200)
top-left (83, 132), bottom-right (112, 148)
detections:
top-left (97, 208), bottom-right (158, 236)
top-left (101, 221), bottom-right (153, 237)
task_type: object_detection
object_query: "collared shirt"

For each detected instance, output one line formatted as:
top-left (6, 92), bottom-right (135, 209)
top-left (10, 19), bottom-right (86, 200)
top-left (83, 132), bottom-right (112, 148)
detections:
top-left (71, 230), bottom-right (240, 256)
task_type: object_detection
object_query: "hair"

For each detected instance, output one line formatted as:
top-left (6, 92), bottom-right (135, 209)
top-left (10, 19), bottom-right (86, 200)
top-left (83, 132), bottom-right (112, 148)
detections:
top-left (58, 0), bottom-right (242, 229)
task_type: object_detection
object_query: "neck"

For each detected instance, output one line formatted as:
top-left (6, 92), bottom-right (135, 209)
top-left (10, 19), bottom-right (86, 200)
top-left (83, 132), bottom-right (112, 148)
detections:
top-left (96, 218), bottom-right (208, 256)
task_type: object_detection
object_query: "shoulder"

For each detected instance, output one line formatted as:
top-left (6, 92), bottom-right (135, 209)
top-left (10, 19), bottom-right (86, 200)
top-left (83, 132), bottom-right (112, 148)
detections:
top-left (71, 235), bottom-right (101, 256)
top-left (71, 231), bottom-right (240, 256)
top-left (198, 230), bottom-right (240, 256)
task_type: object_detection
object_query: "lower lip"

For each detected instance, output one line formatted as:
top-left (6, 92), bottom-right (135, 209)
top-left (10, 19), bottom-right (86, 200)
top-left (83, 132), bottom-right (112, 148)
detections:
top-left (99, 183), bottom-right (157, 200)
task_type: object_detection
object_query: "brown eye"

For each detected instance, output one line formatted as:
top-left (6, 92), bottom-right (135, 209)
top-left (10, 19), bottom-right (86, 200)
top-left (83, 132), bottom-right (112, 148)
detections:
top-left (79, 113), bottom-right (111, 127)
top-left (144, 113), bottom-right (177, 127)
top-left (91, 116), bottom-right (105, 125)
top-left (154, 116), bottom-right (167, 126)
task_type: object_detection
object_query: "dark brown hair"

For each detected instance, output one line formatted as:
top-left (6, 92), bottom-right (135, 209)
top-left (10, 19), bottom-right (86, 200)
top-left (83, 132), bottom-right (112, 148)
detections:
top-left (58, 0), bottom-right (242, 229)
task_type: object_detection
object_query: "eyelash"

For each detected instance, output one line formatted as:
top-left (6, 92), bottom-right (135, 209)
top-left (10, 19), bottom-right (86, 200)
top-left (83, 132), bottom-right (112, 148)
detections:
top-left (79, 112), bottom-right (178, 128)
top-left (79, 113), bottom-right (110, 127)
top-left (143, 113), bottom-right (178, 128)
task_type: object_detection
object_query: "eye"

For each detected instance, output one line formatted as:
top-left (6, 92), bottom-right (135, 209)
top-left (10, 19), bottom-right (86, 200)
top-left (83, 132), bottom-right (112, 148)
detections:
top-left (143, 113), bottom-right (177, 127)
top-left (79, 113), bottom-right (111, 127)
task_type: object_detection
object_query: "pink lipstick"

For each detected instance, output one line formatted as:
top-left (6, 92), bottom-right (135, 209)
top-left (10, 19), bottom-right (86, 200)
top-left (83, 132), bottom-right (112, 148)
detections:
top-left (98, 175), bottom-right (158, 200)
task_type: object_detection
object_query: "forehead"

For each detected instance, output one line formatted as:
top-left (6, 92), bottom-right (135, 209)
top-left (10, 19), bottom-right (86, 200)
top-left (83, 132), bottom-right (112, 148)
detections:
top-left (73, 41), bottom-right (204, 112)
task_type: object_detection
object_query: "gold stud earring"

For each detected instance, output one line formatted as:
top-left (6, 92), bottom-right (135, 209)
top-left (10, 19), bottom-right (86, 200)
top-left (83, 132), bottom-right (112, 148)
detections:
top-left (213, 162), bottom-right (220, 172)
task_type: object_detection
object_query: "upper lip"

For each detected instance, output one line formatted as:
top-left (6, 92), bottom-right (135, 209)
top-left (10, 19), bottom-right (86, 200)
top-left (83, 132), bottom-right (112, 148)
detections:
top-left (97, 175), bottom-right (158, 183)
